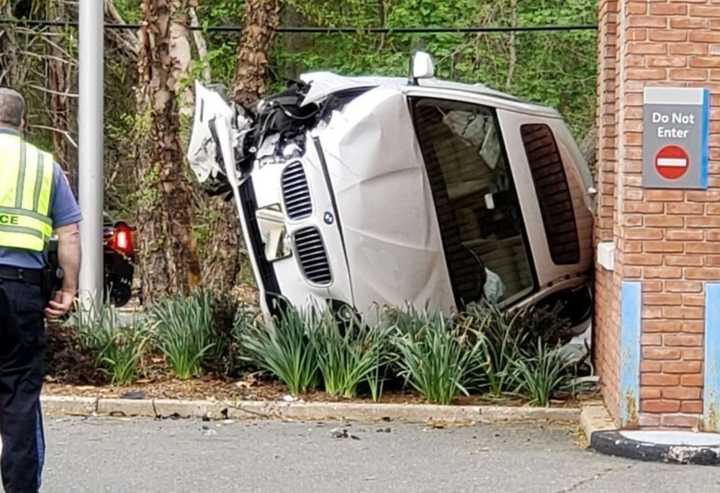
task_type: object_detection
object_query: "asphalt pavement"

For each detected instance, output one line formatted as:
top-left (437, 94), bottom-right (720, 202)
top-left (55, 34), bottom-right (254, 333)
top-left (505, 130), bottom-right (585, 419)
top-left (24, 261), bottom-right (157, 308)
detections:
top-left (39, 417), bottom-right (720, 493)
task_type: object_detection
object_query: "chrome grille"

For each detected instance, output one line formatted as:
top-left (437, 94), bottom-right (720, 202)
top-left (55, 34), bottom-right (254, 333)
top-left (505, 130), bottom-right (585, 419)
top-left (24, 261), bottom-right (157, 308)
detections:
top-left (294, 227), bottom-right (332, 285)
top-left (281, 162), bottom-right (312, 220)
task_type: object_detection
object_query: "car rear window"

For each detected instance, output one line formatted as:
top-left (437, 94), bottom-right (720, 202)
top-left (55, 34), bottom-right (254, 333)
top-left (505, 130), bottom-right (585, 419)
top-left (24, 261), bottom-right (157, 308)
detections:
top-left (520, 124), bottom-right (580, 265)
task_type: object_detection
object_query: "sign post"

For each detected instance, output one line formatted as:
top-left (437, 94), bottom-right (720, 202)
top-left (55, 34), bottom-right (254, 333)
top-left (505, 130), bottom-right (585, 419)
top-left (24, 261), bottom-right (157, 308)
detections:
top-left (642, 87), bottom-right (710, 189)
top-left (78, 0), bottom-right (104, 307)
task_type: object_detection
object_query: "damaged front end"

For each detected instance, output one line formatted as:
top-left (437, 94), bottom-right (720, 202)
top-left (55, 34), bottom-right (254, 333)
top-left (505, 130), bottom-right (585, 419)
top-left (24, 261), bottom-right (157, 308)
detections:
top-left (187, 65), bottom-right (595, 342)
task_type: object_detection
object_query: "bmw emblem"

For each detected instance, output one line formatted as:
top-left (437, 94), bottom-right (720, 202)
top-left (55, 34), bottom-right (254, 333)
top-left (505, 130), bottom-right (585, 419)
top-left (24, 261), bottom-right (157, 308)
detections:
top-left (323, 212), bottom-right (335, 225)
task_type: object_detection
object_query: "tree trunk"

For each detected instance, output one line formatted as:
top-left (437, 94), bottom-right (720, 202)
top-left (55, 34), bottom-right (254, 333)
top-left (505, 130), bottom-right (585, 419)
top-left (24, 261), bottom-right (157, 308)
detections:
top-left (200, 0), bottom-right (280, 294)
top-left (505, 0), bottom-right (518, 90)
top-left (232, 0), bottom-right (281, 106)
top-left (135, 0), bottom-right (201, 302)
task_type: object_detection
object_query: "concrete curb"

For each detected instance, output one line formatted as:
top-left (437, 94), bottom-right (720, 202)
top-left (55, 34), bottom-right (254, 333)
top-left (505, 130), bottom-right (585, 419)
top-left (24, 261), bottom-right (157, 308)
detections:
top-left (580, 403), bottom-right (720, 465)
top-left (591, 431), bottom-right (720, 465)
top-left (40, 395), bottom-right (580, 424)
top-left (579, 403), bottom-right (616, 447)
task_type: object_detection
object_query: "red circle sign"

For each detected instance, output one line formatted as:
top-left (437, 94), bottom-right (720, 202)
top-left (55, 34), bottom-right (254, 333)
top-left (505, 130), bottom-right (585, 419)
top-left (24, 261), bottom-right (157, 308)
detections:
top-left (655, 145), bottom-right (689, 180)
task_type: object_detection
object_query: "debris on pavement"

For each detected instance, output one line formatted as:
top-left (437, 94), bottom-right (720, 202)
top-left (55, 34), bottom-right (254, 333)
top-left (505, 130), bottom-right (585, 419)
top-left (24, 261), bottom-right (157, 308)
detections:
top-left (330, 428), bottom-right (360, 440)
top-left (201, 425), bottom-right (217, 437)
top-left (119, 390), bottom-right (145, 400)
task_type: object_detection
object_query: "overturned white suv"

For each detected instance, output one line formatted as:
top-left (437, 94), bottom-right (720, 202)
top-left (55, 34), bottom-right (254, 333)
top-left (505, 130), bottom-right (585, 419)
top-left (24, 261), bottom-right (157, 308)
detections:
top-left (188, 53), bottom-right (595, 332)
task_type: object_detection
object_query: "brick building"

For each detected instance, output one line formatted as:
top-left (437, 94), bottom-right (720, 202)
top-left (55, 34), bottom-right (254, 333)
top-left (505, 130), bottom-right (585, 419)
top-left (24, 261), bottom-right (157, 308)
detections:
top-left (595, 0), bottom-right (720, 430)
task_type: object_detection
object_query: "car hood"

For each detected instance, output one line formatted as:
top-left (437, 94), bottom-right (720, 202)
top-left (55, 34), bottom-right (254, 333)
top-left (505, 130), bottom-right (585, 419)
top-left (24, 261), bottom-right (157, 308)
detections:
top-left (314, 86), bottom-right (456, 313)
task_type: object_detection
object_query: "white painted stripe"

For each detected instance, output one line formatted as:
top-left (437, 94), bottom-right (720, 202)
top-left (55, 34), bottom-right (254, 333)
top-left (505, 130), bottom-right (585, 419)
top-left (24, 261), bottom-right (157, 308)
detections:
top-left (657, 158), bottom-right (687, 168)
top-left (645, 87), bottom-right (705, 105)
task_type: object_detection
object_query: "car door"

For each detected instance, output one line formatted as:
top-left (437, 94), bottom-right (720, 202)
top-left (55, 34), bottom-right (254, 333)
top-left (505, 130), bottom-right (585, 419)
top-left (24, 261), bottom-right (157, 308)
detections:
top-left (497, 110), bottom-right (594, 332)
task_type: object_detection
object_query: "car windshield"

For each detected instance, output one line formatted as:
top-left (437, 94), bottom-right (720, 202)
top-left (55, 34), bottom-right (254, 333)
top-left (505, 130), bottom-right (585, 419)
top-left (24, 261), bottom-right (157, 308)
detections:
top-left (411, 97), bottom-right (534, 306)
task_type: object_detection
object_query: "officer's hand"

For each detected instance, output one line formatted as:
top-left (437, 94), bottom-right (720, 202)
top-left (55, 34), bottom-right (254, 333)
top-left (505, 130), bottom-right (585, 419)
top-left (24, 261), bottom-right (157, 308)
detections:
top-left (45, 290), bottom-right (75, 319)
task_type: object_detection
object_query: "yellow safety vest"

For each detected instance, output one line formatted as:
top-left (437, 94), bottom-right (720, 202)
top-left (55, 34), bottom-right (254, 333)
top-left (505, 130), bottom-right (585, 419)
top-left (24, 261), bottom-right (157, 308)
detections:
top-left (0, 132), bottom-right (54, 252)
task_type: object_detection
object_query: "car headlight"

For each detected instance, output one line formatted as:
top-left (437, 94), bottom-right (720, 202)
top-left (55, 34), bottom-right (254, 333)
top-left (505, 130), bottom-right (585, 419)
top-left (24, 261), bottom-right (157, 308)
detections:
top-left (256, 204), bottom-right (292, 262)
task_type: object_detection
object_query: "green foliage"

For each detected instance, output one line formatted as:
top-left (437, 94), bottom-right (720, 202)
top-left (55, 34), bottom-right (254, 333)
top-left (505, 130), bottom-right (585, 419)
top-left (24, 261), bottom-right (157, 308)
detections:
top-left (310, 316), bottom-right (392, 399)
top-left (463, 302), bottom-right (528, 397)
top-left (393, 313), bottom-right (484, 405)
top-left (205, 291), bottom-right (260, 376)
top-left (462, 301), bottom-right (581, 403)
top-left (113, 0), bottom-right (143, 23)
top-left (241, 306), bottom-right (320, 396)
top-left (276, 0), bottom-right (597, 137)
top-left (511, 339), bottom-right (576, 406)
top-left (196, 0), bottom-right (246, 85)
top-left (72, 301), bottom-right (149, 385)
top-left (150, 290), bottom-right (218, 380)
top-left (61, 294), bottom-right (581, 406)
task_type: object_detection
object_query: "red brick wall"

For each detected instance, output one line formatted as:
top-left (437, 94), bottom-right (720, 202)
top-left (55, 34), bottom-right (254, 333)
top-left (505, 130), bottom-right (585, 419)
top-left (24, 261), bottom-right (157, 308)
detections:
top-left (595, 0), bottom-right (621, 424)
top-left (596, 0), bottom-right (720, 429)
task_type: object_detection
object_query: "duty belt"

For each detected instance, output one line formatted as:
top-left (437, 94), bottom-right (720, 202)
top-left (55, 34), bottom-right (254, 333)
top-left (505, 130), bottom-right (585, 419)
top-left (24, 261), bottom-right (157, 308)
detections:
top-left (0, 265), bottom-right (43, 285)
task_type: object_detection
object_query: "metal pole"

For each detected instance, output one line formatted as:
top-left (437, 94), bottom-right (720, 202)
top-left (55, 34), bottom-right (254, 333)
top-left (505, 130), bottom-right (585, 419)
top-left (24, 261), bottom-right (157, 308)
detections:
top-left (78, 0), bottom-right (104, 306)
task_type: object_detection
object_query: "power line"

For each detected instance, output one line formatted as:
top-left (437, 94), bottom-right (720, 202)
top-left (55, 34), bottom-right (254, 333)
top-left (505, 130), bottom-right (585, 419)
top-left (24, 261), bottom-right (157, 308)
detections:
top-left (0, 18), bottom-right (598, 34)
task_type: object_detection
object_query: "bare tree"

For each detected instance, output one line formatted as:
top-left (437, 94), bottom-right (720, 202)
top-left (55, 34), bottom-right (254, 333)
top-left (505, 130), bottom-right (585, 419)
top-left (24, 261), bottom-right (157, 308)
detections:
top-left (201, 0), bottom-right (281, 294)
top-left (135, 0), bottom-right (201, 301)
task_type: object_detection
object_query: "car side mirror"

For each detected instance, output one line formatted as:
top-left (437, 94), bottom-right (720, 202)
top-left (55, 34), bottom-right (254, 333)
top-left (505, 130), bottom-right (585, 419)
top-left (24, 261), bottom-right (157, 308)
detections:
top-left (410, 51), bottom-right (435, 84)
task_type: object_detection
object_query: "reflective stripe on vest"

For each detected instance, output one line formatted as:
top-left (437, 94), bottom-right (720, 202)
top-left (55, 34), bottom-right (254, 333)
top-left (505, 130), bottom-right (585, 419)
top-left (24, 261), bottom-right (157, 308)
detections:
top-left (0, 133), bottom-right (54, 252)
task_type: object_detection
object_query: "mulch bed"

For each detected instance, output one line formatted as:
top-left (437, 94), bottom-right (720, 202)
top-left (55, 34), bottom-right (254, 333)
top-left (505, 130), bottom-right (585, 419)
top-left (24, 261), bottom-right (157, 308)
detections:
top-left (43, 372), bottom-right (598, 408)
top-left (43, 311), bottom-right (598, 408)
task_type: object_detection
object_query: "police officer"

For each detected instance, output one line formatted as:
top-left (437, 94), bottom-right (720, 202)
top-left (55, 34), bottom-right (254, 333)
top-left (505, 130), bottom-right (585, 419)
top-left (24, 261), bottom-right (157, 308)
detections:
top-left (0, 88), bottom-right (81, 493)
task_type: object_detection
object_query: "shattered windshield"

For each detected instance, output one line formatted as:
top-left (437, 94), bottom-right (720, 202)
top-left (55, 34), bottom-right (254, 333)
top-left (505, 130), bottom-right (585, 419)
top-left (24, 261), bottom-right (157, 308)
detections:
top-left (412, 98), bottom-right (534, 306)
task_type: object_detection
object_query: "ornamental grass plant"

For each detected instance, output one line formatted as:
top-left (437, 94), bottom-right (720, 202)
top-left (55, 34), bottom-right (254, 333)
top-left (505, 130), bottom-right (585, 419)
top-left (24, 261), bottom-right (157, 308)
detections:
top-left (393, 313), bottom-right (484, 405)
top-left (511, 339), bottom-right (577, 406)
top-left (310, 315), bottom-right (393, 399)
top-left (149, 290), bottom-right (218, 380)
top-left (64, 293), bottom-right (582, 407)
top-left (72, 300), bottom-right (149, 385)
top-left (240, 305), bottom-right (320, 396)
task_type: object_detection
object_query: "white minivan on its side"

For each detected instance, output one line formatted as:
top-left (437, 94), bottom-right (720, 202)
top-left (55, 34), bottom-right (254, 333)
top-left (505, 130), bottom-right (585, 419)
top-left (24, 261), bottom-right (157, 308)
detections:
top-left (188, 52), bottom-right (595, 336)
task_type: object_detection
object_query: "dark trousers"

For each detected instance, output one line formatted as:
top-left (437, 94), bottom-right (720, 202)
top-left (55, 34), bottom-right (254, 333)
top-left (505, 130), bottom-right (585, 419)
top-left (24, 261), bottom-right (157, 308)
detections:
top-left (0, 280), bottom-right (46, 493)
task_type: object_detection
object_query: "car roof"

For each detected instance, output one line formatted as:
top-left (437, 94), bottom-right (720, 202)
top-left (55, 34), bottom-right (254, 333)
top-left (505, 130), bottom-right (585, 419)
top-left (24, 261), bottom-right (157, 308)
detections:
top-left (299, 71), bottom-right (561, 118)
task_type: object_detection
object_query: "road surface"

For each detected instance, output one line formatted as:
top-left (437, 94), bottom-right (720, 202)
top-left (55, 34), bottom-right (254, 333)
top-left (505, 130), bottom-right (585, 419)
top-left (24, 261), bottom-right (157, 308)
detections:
top-left (39, 417), bottom-right (719, 492)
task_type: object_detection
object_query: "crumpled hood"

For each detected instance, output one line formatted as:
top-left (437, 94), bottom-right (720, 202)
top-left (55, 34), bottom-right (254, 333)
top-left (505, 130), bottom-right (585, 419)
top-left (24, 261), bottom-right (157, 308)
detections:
top-left (315, 87), bottom-right (455, 313)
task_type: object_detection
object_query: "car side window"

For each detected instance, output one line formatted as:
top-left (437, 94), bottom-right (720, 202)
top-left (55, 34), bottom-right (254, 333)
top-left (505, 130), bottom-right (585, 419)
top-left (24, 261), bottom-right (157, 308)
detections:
top-left (520, 124), bottom-right (580, 265)
top-left (411, 97), bottom-right (534, 306)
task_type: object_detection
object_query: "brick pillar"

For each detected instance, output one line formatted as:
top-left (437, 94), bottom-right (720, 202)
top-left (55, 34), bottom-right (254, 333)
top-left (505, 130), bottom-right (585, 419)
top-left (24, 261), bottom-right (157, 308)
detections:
top-left (595, 0), bottom-right (622, 423)
top-left (595, 0), bottom-right (720, 430)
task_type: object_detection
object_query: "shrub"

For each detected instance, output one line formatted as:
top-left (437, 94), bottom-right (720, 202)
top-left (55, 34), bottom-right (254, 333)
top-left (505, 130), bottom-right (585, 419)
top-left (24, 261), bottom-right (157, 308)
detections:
top-left (512, 303), bottom-right (575, 349)
top-left (511, 339), bottom-right (576, 406)
top-left (200, 288), bottom-right (260, 377)
top-left (382, 305), bottom-right (446, 336)
top-left (73, 301), bottom-right (149, 385)
top-left (393, 313), bottom-right (484, 405)
top-left (463, 302), bottom-right (527, 397)
top-left (150, 290), bottom-right (217, 380)
top-left (311, 315), bottom-right (392, 399)
top-left (240, 306), bottom-right (320, 396)
top-left (221, 302), bottom-right (260, 374)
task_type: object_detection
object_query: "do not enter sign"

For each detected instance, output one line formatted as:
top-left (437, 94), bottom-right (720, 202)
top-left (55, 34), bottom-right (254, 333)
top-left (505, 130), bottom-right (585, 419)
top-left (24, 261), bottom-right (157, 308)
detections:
top-left (643, 87), bottom-right (709, 189)
top-left (655, 144), bottom-right (689, 180)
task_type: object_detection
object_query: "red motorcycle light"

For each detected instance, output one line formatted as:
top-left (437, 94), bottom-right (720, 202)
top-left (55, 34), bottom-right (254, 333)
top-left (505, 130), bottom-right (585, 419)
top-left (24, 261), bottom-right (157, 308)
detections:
top-left (111, 223), bottom-right (135, 257)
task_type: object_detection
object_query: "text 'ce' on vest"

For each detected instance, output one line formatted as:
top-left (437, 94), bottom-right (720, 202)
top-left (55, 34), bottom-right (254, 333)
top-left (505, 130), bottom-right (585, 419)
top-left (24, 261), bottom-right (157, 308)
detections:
top-left (0, 133), bottom-right (54, 252)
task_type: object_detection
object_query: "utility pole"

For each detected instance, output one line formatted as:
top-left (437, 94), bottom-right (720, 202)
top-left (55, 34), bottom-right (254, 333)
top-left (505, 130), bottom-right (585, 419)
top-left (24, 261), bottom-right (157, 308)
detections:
top-left (78, 0), bottom-right (104, 306)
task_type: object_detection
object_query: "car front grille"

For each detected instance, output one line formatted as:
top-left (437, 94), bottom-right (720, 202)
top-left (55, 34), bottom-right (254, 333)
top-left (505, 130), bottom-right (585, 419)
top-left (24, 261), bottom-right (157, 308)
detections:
top-left (282, 162), bottom-right (312, 220)
top-left (294, 227), bottom-right (332, 285)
